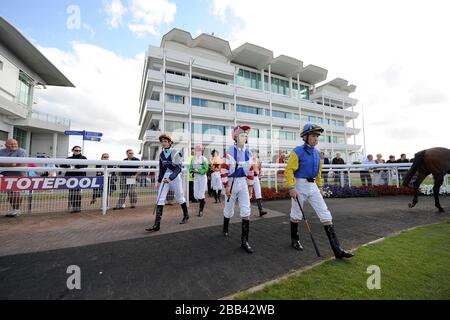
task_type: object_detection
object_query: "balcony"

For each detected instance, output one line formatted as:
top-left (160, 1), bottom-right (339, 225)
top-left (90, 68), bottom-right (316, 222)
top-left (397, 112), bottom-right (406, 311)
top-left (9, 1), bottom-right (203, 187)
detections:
top-left (147, 69), bottom-right (163, 84)
top-left (146, 100), bottom-right (163, 113)
top-left (165, 102), bottom-right (189, 115)
top-left (236, 86), bottom-right (270, 103)
top-left (13, 110), bottom-right (70, 133)
top-left (192, 106), bottom-right (235, 121)
top-left (192, 56), bottom-right (235, 77)
top-left (191, 78), bottom-right (234, 97)
top-left (165, 73), bottom-right (189, 88)
top-left (272, 116), bottom-right (300, 128)
top-left (236, 112), bottom-right (271, 125)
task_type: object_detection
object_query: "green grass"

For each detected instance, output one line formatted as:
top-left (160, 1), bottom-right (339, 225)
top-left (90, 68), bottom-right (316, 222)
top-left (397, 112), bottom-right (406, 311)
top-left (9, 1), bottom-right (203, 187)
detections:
top-left (235, 222), bottom-right (450, 300)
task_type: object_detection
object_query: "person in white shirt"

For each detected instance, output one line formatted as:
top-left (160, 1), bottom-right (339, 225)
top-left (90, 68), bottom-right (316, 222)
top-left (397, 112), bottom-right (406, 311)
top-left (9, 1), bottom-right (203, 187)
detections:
top-left (360, 154), bottom-right (376, 186)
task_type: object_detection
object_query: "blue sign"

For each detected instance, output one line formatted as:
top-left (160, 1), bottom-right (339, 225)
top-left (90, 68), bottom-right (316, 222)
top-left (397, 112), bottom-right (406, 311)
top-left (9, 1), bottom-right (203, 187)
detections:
top-left (84, 131), bottom-right (103, 137)
top-left (64, 130), bottom-right (84, 136)
top-left (83, 136), bottom-right (102, 142)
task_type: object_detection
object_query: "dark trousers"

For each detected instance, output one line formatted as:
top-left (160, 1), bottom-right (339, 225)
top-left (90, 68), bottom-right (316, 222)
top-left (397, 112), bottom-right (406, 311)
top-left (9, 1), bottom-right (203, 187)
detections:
top-left (189, 180), bottom-right (197, 202)
top-left (117, 177), bottom-right (137, 207)
top-left (8, 191), bottom-right (22, 210)
top-left (360, 171), bottom-right (372, 186)
top-left (68, 189), bottom-right (82, 209)
top-left (322, 173), bottom-right (328, 185)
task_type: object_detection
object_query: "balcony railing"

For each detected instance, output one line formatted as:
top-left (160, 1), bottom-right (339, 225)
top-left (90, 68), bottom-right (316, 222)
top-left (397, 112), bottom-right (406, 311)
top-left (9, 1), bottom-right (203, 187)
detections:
top-left (30, 110), bottom-right (71, 127)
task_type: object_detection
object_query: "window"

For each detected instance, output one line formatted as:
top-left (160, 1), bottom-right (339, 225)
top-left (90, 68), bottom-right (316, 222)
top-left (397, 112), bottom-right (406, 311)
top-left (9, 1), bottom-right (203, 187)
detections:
top-left (191, 123), bottom-right (226, 136)
top-left (192, 98), bottom-right (226, 110)
top-left (236, 104), bottom-right (264, 115)
top-left (13, 127), bottom-right (27, 148)
top-left (0, 130), bottom-right (8, 141)
top-left (17, 71), bottom-right (33, 106)
top-left (166, 69), bottom-right (185, 76)
top-left (237, 69), bottom-right (261, 89)
top-left (150, 91), bottom-right (160, 101)
top-left (166, 121), bottom-right (184, 132)
top-left (272, 110), bottom-right (286, 119)
top-left (192, 75), bottom-right (227, 85)
top-left (166, 94), bottom-right (184, 104)
top-left (248, 128), bottom-right (259, 138)
top-left (279, 131), bottom-right (294, 141)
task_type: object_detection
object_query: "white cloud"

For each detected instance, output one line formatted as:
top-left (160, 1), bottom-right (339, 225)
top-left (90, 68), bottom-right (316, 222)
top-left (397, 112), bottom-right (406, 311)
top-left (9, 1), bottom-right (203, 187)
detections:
top-left (104, 0), bottom-right (127, 28)
top-left (128, 0), bottom-right (176, 37)
top-left (211, 0), bottom-right (450, 159)
top-left (35, 43), bottom-right (144, 160)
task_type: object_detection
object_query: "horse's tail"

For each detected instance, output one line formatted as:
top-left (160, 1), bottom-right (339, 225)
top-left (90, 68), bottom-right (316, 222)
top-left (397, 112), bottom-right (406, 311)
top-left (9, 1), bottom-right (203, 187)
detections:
top-left (402, 150), bottom-right (426, 187)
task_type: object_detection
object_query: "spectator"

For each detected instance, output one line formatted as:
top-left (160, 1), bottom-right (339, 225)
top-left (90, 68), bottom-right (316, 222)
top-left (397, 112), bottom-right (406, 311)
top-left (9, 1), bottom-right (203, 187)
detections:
top-left (90, 153), bottom-right (117, 206)
top-left (276, 151), bottom-right (286, 184)
top-left (0, 138), bottom-right (27, 217)
top-left (374, 154), bottom-right (388, 185)
top-left (320, 152), bottom-right (330, 185)
top-left (332, 153), bottom-right (347, 186)
top-left (360, 154), bottom-right (375, 186)
top-left (61, 146), bottom-right (88, 213)
top-left (386, 155), bottom-right (396, 163)
top-left (396, 153), bottom-right (410, 184)
top-left (386, 155), bottom-right (397, 185)
top-left (114, 149), bottom-right (140, 210)
top-left (277, 151), bottom-right (286, 164)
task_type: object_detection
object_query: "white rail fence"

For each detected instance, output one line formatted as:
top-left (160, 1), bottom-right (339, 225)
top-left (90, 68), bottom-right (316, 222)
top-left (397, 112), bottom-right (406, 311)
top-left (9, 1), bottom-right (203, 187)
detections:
top-left (0, 157), bottom-right (448, 216)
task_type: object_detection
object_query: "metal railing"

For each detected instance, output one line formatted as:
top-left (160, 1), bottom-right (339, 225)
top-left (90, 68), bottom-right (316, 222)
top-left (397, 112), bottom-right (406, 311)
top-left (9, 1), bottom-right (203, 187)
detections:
top-left (259, 163), bottom-right (449, 192)
top-left (0, 157), bottom-right (188, 216)
top-left (1, 157), bottom-right (448, 216)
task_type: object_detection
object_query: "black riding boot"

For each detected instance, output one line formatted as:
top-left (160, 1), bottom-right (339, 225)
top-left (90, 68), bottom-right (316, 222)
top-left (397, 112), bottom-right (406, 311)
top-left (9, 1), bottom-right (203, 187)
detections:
top-left (223, 217), bottom-right (230, 237)
top-left (218, 190), bottom-right (222, 203)
top-left (290, 221), bottom-right (304, 251)
top-left (198, 199), bottom-right (205, 217)
top-left (214, 191), bottom-right (218, 203)
top-left (146, 205), bottom-right (163, 232)
top-left (324, 224), bottom-right (354, 258)
top-left (241, 219), bottom-right (254, 254)
top-left (256, 198), bottom-right (268, 217)
top-left (180, 202), bottom-right (189, 224)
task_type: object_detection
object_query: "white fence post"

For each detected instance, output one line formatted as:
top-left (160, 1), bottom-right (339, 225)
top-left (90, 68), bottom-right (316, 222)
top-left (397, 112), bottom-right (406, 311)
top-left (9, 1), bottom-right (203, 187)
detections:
top-left (347, 168), bottom-right (352, 187)
top-left (396, 168), bottom-right (400, 188)
top-left (102, 167), bottom-right (109, 215)
top-left (275, 167), bottom-right (278, 193)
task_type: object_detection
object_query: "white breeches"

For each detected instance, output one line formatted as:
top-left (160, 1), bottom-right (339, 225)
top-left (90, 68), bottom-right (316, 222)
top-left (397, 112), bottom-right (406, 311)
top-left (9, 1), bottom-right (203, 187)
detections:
top-left (211, 172), bottom-right (223, 191)
top-left (253, 176), bottom-right (262, 199)
top-left (193, 173), bottom-right (207, 200)
top-left (157, 171), bottom-right (185, 205)
top-left (223, 177), bottom-right (251, 219)
top-left (290, 178), bottom-right (333, 223)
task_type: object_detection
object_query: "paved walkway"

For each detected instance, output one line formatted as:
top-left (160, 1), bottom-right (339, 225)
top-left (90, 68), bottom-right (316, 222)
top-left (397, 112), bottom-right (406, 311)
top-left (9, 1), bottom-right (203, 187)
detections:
top-left (0, 195), bottom-right (448, 299)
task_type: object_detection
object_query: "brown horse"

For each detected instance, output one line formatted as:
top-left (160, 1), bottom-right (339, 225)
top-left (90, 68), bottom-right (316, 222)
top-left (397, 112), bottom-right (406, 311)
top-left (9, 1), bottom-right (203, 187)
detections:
top-left (402, 147), bottom-right (450, 212)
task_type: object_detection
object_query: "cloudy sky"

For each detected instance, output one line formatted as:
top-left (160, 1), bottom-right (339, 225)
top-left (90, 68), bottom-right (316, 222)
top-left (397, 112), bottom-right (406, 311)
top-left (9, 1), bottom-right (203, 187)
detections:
top-left (1, 0), bottom-right (449, 160)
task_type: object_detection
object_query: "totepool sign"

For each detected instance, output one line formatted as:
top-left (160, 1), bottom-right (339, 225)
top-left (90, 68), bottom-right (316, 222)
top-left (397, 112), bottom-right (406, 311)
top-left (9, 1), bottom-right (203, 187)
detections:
top-left (0, 176), bottom-right (104, 192)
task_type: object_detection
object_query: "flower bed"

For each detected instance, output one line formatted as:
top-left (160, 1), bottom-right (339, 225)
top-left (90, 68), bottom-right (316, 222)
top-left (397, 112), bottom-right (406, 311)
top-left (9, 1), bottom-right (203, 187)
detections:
top-left (255, 184), bottom-right (449, 201)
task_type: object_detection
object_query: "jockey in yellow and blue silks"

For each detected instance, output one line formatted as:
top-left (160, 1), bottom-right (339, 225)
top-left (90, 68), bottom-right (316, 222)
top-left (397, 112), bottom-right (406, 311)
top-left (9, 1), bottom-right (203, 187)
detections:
top-left (285, 124), bottom-right (353, 259)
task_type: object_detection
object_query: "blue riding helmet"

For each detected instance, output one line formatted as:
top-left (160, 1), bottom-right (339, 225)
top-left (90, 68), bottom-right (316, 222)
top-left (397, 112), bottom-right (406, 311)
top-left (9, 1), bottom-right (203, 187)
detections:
top-left (300, 123), bottom-right (324, 137)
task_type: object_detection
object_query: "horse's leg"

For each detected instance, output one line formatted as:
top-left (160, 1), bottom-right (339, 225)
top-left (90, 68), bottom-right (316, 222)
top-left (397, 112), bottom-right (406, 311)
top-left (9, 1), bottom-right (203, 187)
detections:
top-left (409, 171), bottom-right (428, 208)
top-left (433, 175), bottom-right (444, 212)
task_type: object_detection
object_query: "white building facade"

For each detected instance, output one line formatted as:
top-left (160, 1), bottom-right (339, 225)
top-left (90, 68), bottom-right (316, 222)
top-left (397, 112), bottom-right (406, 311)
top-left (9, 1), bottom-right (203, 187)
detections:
top-left (0, 17), bottom-right (74, 157)
top-left (138, 29), bottom-right (360, 162)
